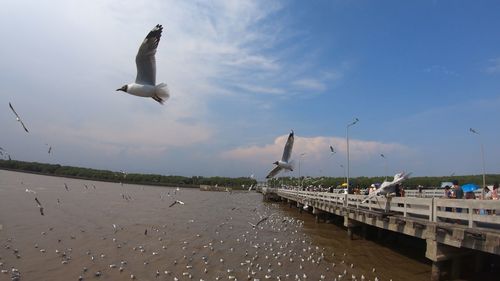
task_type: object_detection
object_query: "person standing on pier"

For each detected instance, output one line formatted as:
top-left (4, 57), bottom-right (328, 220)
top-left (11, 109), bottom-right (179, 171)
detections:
top-left (492, 182), bottom-right (499, 200)
top-left (452, 180), bottom-right (463, 213)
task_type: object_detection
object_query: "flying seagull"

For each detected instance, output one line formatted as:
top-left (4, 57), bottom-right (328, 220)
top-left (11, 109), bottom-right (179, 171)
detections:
top-left (469, 128), bottom-right (479, 135)
top-left (361, 172), bottom-right (411, 203)
top-left (9, 102), bottom-right (29, 132)
top-left (117, 24), bottom-right (170, 104)
top-left (266, 130), bottom-right (295, 179)
top-left (329, 146), bottom-right (335, 154)
top-left (35, 197), bottom-right (44, 216)
top-left (169, 200), bottom-right (185, 207)
top-left (248, 213), bottom-right (277, 228)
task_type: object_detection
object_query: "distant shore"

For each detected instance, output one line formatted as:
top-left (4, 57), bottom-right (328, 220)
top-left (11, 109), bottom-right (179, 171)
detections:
top-left (0, 159), bottom-right (256, 189)
top-left (1, 159), bottom-right (499, 189)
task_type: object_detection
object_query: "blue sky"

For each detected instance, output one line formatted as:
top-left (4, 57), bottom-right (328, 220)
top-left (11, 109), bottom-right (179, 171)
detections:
top-left (1, 0), bottom-right (499, 180)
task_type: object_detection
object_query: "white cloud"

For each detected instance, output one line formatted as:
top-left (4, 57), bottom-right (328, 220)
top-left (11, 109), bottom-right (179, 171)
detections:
top-left (220, 134), bottom-right (411, 168)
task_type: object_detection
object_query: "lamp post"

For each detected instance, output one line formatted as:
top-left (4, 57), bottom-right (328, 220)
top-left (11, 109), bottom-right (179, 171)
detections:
top-left (340, 164), bottom-right (346, 184)
top-left (469, 128), bottom-right (486, 198)
top-left (380, 153), bottom-right (388, 180)
top-left (346, 118), bottom-right (359, 193)
top-left (298, 153), bottom-right (306, 188)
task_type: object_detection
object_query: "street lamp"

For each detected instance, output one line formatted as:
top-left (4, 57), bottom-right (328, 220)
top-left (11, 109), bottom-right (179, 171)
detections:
top-left (340, 164), bottom-right (346, 184)
top-left (346, 117), bottom-right (359, 193)
top-left (298, 153), bottom-right (306, 188)
top-left (380, 153), bottom-right (388, 180)
top-left (469, 128), bottom-right (486, 197)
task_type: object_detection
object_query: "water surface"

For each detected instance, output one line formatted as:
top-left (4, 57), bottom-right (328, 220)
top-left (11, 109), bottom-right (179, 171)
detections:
top-left (0, 170), bottom-right (430, 281)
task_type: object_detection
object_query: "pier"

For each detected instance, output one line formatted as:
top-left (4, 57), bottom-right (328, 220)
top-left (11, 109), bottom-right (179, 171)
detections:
top-left (262, 187), bottom-right (500, 281)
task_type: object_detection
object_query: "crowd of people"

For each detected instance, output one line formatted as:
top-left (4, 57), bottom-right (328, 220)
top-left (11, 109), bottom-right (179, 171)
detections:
top-left (442, 180), bottom-right (499, 215)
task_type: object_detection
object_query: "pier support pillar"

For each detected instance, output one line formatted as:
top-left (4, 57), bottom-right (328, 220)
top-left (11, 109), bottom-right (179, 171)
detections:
top-left (430, 261), bottom-right (443, 281)
top-left (344, 215), bottom-right (358, 240)
top-left (474, 252), bottom-right (484, 273)
top-left (362, 225), bottom-right (367, 239)
top-left (347, 227), bottom-right (354, 240)
top-left (425, 238), bottom-right (472, 281)
top-left (450, 257), bottom-right (461, 280)
top-left (313, 207), bottom-right (324, 223)
top-left (377, 228), bottom-right (384, 240)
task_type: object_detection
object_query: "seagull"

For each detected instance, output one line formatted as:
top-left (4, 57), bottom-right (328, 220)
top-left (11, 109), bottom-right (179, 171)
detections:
top-left (25, 188), bottom-right (37, 194)
top-left (117, 24), bottom-right (170, 104)
top-left (46, 144), bottom-right (52, 154)
top-left (361, 172), bottom-right (411, 203)
top-left (169, 200), bottom-right (185, 207)
top-left (266, 130), bottom-right (295, 179)
top-left (35, 197), bottom-right (44, 216)
top-left (469, 128), bottom-right (479, 135)
top-left (9, 102), bottom-right (29, 132)
top-left (249, 213), bottom-right (278, 228)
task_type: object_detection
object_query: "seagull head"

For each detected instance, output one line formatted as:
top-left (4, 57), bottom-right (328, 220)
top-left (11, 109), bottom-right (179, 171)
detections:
top-left (116, 85), bottom-right (128, 92)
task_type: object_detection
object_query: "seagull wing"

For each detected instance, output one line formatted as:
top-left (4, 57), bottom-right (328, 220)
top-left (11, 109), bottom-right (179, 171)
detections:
top-left (168, 201), bottom-right (177, 207)
top-left (135, 24), bottom-right (162, 85)
top-left (9, 103), bottom-right (29, 132)
top-left (266, 165), bottom-right (283, 179)
top-left (255, 216), bottom-right (269, 226)
top-left (9, 103), bottom-right (21, 119)
top-left (19, 120), bottom-right (29, 132)
top-left (281, 131), bottom-right (294, 162)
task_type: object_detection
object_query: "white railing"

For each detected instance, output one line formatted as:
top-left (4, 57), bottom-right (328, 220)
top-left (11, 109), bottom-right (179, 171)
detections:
top-left (273, 188), bottom-right (500, 230)
top-left (433, 198), bottom-right (500, 228)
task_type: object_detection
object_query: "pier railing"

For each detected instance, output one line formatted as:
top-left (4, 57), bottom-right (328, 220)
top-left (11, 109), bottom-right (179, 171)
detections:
top-left (272, 188), bottom-right (500, 230)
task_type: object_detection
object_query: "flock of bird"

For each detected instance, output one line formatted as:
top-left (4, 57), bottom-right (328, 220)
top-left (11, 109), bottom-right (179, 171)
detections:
top-left (0, 175), bottom-right (392, 281)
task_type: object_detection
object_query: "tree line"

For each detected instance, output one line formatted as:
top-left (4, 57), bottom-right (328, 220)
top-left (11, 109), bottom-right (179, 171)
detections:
top-left (2, 159), bottom-right (498, 190)
top-left (0, 159), bottom-right (257, 189)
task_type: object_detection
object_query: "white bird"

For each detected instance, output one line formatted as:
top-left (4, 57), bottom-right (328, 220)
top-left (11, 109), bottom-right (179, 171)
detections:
top-left (266, 130), bottom-right (295, 179)
top-left (25, 188), bottom-right (37, 194)
top-left (361, 172), bottom-right (411, 203)
top-left (169, 200), bottom-right (185, 207)
top-left (9, 102), bottom-right (29, 132)
top-left (117, 24), bottom-right (170, 104)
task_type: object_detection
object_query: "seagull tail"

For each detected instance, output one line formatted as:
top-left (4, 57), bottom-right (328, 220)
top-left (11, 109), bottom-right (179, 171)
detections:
top-left (153, 83), bottom-right (170, 104)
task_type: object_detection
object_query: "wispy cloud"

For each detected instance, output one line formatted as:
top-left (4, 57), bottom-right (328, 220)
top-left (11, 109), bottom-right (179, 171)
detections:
top-left (484, 57), bottom-right (500, 74)
top-left (292, 78), bottom-right (327, 91)
top-left (424, 65), bottom-right (458, 76)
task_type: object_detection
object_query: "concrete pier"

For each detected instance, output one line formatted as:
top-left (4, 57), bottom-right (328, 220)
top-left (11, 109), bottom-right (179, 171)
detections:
top-left (262, 187), bottom-right (500, 281)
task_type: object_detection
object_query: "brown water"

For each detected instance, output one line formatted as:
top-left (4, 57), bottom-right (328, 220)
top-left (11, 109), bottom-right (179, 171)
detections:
top-left (0, 170), bottom-right (430, 281)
